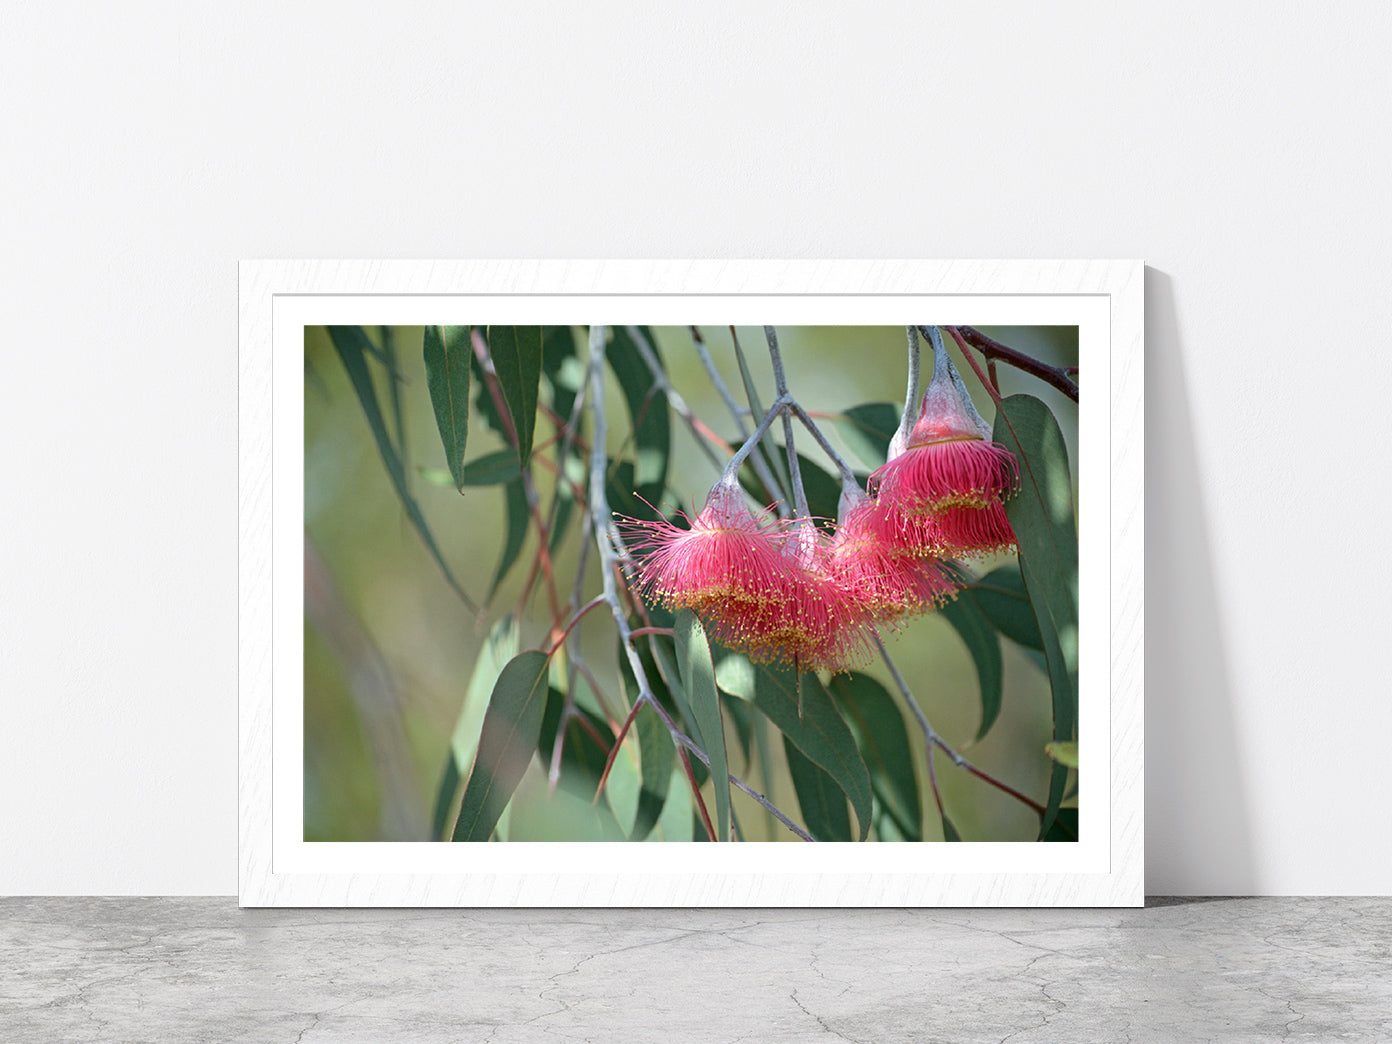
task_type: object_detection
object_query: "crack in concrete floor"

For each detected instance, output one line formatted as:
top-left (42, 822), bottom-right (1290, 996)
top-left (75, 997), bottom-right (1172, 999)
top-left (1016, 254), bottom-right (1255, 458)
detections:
top-left (2, 897), bottom-right (1390, 1043)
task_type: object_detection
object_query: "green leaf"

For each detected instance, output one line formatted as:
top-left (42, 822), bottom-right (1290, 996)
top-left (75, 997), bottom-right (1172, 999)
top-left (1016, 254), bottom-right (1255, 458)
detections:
top-left (674, 610), bottom-right (731, 842)
top-left (967, 564), bottom-right (1044, 650)
top-left (380, 327), bottom-right (408, 476)
top-left (431, 616), bottom-right (520, 839)
top-left (460, 450), bottom-right (521, 487)
top-left (616, 628), bottom-right (682, 841)
top-left (1041, 806), bottom-right (1079, 842)
top-left (488, 326), bottom-right (544, 466)
top-left (1045, 740), bottom-right (1079, 768)
top-left (941, 815), bottom-right (963, 842)
top-left (429, 756), bottom-right (462, 843)
top-left (486, 477), bottom-right (529, 603)
top-left (715, 658), bottom-right (873, 840)
top-left (784, 739), bottom-right (851, 841)
top-left (422, 325), bottom-right (472, 489)
top-left (536, 688), bottom-right (624, 837)
top-left (452, 650), bottom-right (551, 841)
top-left (828, 672), bottom-right (921, 842)
top-left (722, 692), bottom-right (755, 766)
top-left (835, 402), bottom-right (901, 468)
top-left (607, 326), bottom-right (671, 503)
top-left (326, 326), bottom-right (475, 610)
top-left (992, 394), bottom-right (1078, 838)
top-left (939, 594), bottom-right (1004, 742)
top-left (420, 452), bottom-right (522, 489)
top-left (631, 704), bottom-right (675, 842)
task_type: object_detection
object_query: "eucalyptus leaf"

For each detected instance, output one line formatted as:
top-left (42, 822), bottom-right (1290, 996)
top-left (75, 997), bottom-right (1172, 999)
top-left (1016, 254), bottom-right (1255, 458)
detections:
top-left (992, 394), bottom-right (1079, 837)
top-left (835, 402), bottom-right (900, 468)
top-left (939, 594), bottom-right (1005, 742)
top-left (716, 658), bottom-right (872, 841)
top-left (486, 477), bottom-right (529, 603)
top-left (607, 326), bottom-right (671, 504)
top-left (828, 672), bottom-right (921, 842)
top-left (674, 610), bottom-right (730, 842)
top-left (632, 705), bottom-right (675, 842)
top-left (326, 325), bottom-right (475, 610)
top-left (452, 650), bottom-right (551, 842)
top-left (784, 739), bottom-right (851, 841)
top-left (488, 325), bottom-right (544, 466)
top-left (968, 563), bottom-right (1044, 651)
top-left (941, 815), bottom-right (963, 842)
top-left (422, 325), bottom-right (472, 489)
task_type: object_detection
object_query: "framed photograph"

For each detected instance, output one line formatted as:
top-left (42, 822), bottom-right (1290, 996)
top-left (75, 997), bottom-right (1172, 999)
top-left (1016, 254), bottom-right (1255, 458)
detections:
top-left (239, 260), bottom-right (1142, 906)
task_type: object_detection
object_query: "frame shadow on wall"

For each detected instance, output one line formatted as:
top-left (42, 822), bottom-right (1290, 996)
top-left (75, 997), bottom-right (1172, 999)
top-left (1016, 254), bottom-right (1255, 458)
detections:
top-left (1144, 267), bottom-right (1256, 894)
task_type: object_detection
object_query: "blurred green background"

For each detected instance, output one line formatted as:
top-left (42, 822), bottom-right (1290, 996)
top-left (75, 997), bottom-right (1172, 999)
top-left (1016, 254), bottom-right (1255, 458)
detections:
top-left (303, 325), bottom-right (1079, 842)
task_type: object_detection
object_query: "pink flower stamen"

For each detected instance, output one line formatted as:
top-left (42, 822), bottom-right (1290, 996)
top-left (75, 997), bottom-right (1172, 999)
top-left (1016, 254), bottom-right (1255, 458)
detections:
top-left (831, 497), bottom-right (959, 621)
top-left (620, 479), bottom-right (796, 618)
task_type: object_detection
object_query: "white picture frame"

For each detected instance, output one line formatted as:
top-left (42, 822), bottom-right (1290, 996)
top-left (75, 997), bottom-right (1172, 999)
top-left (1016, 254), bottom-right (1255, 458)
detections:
top-left (239, 259), bottom-right (1143, 906)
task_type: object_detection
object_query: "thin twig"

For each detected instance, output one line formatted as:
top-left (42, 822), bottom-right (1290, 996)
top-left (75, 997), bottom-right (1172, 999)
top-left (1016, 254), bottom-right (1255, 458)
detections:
top-left (690, 326), bottom-right (787, 512)
top-left (873, 632), bottom-right (1046, 818)
top-left (788, 401), bottom-right (859, 487)
top-left (945, 325), bottom-right (1079, 402)
top-left (764, 326), bottom-right (811, 520)
top-left (627, 325), bottom-right (727, 472)
top-left (730, 325), bottom-right (794, 511)
top-left (903, 325), bottom-right (922, 431)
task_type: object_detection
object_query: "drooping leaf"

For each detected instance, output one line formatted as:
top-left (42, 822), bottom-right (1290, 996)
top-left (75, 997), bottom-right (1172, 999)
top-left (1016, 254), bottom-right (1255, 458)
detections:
top-left (632, 704), bottom-right (675, 841)
top-left (380, 326), bottom-right (408, 476)
top-left (715, 657), bottom-right (872, 840)
top-left (1045, 740), bottom-right (1079, 768)
top-left (992, 394), bottom-right (1078, 838)
top-left (418, 454), bottom-right (522, 489)
top-left (536, 687), bottom-right (624, 837)
top-left (835, 402), bottom-right (900, 468)
top-left (548, 465), bottom-right (578, 553)
top-left (429, 757), bottom-right (462, 843)
top-left (941, 815), bottom-right (963, 842)
top-left (674, 610), bottom-right (730, 842)
top-left (452, 650), bottom-right (551, 841)
top-left (615, 628), bottom-right (682, 842)
top-left (487, 476), bottom-right (529, 603)
top-left (784, 739), bottom-right (851, 841)
top-left (939, 594), bottom-right (1004, 742)
top-left (967, 563), bottom-right (1044, 651)
top-left (828, 671), bottom-right (921, 842)
top-left (1041, 806), bottom-right (1079, 842)
top-left (431, 616), bottom-right (524, 839)
top-left (459, 450), bottom-right (522, 487)
top-left (722, 692), bottom-right (755, 766)
top-left (607, 326), bottom-right (670, 504)
top-left (488, 325), bottom-right (544, 466)
top-left (422, 325), bottom-right (472, 489)
top-left (326, 325), bottom-right (475, 610)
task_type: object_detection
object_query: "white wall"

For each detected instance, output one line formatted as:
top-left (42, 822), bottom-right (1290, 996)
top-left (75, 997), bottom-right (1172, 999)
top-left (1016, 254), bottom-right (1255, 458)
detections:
top-left (3, 2), bottom-right (1388, 896)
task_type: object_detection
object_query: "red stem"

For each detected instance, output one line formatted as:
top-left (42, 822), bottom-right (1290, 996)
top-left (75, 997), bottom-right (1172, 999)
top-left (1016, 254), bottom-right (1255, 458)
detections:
top-left (954, 325), bottom-right (1079, 403)
top-left (679, 748), bottom-right (718, 841)
top-left (546, 595), bottom-right (608, 656)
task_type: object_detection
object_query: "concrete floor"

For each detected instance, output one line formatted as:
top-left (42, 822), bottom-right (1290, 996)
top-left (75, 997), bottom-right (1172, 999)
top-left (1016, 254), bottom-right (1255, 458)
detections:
top-left (1, 897), bottom-right (1388, 1042)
